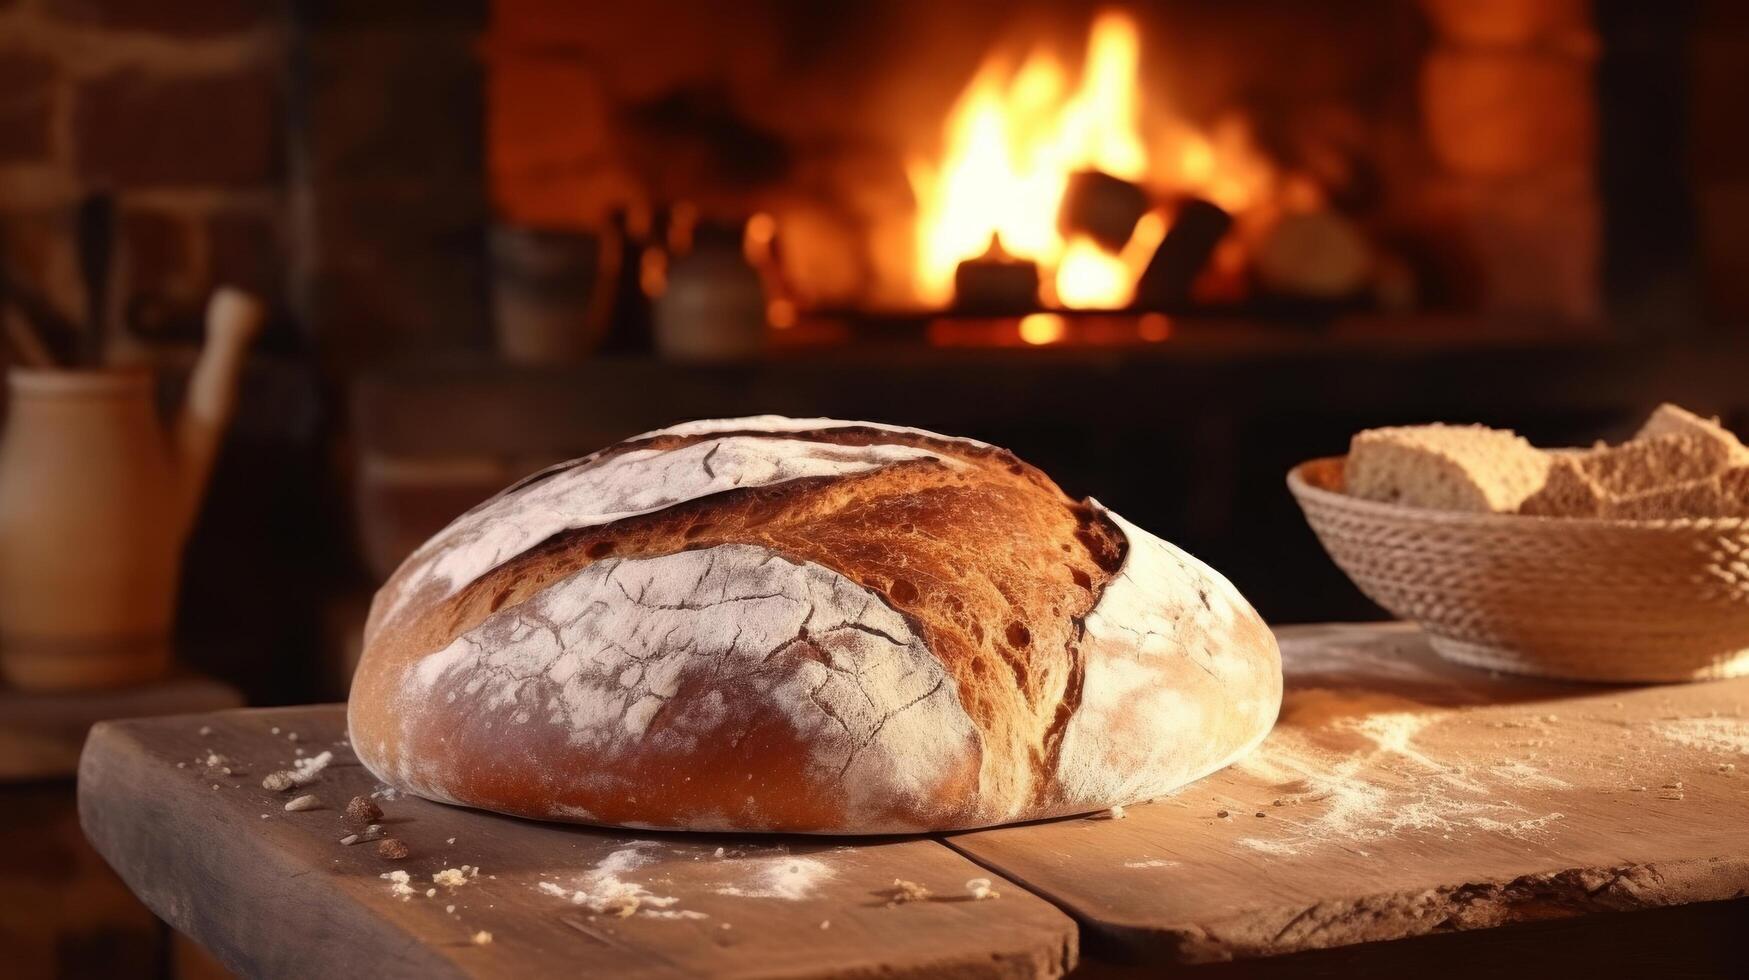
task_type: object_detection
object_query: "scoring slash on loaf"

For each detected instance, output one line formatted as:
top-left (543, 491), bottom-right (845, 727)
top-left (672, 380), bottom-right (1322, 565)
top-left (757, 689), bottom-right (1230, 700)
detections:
top-left (348, 416), bottom-right (1282, 834)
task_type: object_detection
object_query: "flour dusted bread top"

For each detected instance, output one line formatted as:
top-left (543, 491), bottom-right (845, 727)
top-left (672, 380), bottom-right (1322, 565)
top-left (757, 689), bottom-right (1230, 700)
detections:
top-left (349, 417), bottom-right (1281, 833)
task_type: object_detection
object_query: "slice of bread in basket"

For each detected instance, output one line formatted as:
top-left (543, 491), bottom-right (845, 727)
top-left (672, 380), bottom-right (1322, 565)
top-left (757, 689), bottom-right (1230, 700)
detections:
top-left (1345, 424), bottom-right (1550, 513)
top-left (1518, 455), bottom-right (1605, 517)
top-left (1636, 403), bottom-right (1749, 463)
top-left (1604, 477), bottom-right (1733, 520)
top-left (1579, 433), bottom-right (1731, 497)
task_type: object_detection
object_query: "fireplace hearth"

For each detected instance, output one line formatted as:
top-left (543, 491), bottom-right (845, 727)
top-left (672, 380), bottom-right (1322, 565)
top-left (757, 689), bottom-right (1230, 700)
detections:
top-left (483, 0), bottom-right (1611, 343)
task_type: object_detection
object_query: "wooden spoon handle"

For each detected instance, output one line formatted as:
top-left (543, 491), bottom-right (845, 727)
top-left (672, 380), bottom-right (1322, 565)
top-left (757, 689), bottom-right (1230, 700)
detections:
top-left (174, 288), bottom-right (265, 533)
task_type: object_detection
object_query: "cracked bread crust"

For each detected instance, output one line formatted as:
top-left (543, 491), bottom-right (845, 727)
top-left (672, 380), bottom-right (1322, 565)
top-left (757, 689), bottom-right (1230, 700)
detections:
top-left (348, 418), bottom-right (1281, 833)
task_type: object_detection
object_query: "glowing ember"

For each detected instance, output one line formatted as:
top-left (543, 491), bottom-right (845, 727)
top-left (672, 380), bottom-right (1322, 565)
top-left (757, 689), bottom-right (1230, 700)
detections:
top-left (907, 10), bottom-right (1277, 310)
top-left (1018, 312), bottom-right (1067, 345)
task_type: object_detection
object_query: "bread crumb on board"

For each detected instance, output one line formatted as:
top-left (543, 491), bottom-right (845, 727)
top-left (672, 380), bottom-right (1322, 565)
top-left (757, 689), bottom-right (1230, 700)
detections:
top-left (433, 868), bottom-right (471, 889)
top-left (472, 930), bottom-right (492, 946)
top-left (283, 794), bottom-right (320, 812)
top-left (345, 796), bottom-right (383, 828)
top-left (378, 838), bottom-right (410, 860)
top-left (966, 877), bottom-right (999, 900)
top-left (381, 870), bottom-right (416, 900)
top-left (888, 879), bottom-right (931, 905)
top-left (261, 751), bottom-right (334, 792)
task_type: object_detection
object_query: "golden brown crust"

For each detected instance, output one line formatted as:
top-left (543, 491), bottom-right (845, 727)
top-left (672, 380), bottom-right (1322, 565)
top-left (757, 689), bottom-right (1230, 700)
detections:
top-left (353, 429), bottom-right (1129, 827)
top-left (349, 420), bottom-right (1278, 833)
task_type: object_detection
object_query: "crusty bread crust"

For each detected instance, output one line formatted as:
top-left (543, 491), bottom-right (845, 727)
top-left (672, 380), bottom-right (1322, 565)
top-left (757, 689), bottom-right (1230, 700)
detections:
top-left (349, 420), bottom-right (1280, 833)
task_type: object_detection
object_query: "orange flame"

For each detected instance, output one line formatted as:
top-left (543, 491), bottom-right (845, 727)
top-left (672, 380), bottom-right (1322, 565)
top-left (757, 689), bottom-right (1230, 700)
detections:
top-left (908, 10), bottom-right (1275, 310)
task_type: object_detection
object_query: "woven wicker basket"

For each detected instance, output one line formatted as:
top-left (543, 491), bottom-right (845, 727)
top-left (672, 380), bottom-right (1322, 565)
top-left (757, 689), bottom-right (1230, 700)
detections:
top-left (1288, 456), bottom-right (1749, 682)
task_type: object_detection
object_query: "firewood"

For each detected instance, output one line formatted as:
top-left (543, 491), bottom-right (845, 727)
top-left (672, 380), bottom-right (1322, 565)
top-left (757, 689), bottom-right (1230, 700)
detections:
top-left (1136, 198), bottom-right (1231, 308)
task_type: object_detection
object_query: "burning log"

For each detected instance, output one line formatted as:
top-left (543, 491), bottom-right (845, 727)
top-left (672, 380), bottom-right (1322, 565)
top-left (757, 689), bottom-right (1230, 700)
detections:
top-left (1059, 170), bottom-right (1151, 253)
top-left (952, 234), bottom-right (1040, 315)
top-left (1136, 198), bottom-right (1232, 308)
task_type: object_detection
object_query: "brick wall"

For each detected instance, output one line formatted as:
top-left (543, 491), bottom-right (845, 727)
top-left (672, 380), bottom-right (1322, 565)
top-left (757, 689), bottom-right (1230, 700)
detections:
top-left (0, 0), bottom-right (286, 344)
top-left (288, 1), bottom-right (490, 367)
top-left (1417, 0), bottom-right (1599, 322)
top-left (1693, 0), bottom-right (1749, 323)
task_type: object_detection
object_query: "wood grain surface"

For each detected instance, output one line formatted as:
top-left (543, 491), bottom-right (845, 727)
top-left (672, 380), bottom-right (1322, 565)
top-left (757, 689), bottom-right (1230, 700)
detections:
top-left (77, 705), bottom-right (1077, 980)
top-left (947, 623), bottom-right (1749, 966)
top-left (76, 625), bottom-right (1749, 976)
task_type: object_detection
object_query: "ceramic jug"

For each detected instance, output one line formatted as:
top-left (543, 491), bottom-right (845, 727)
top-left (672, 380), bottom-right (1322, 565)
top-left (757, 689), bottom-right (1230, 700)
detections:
top-left (0, 289), bottom-right (262, 690)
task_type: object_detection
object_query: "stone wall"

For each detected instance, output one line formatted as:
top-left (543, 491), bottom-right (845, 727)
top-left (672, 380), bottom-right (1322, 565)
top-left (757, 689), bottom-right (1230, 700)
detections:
top-left (289, 0), bottom-right (490, 367)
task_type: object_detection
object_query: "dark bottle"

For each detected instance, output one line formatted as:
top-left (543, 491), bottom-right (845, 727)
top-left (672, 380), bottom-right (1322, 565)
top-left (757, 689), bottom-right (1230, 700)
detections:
top-left (597, 205), bottom-right (661, 355)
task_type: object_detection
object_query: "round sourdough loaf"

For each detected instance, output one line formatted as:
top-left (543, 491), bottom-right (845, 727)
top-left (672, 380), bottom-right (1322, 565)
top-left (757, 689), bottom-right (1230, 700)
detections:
top-left (348, 417), bottom-right (1281, 833)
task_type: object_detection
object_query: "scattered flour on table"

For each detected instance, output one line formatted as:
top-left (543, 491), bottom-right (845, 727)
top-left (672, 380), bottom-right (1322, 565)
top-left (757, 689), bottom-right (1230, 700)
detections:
top-left (1230, 689), bottom-right (1567, 857)
top-left (432, 867), bottom-right (475, 889)
top-left (1486, 760), bottom-right (1572, 791)
top-left (1123, 859), bottom-right (1179, 869)
top-left (532, 843), bottom-right (691, 918)
top-left (380, 870), bottom-right (416, 900)
top-left (294, 751), bottom-right (332, 779)
top-left (1653, 717), bottom-right (1749, 755)
top-left (713, 855), bottom-right (835, 900)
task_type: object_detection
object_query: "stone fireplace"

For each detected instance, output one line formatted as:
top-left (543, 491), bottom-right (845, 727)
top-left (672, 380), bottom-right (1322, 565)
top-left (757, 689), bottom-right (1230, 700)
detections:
top-left (1, 0), bottom-right (1743, 365)
top-left (483, 0), bottom-right (1604, 325)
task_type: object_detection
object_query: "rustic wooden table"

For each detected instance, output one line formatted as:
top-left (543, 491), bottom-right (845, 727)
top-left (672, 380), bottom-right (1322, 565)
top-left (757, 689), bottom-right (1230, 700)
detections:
top-left (79, 625), bottom-right (1749, 978)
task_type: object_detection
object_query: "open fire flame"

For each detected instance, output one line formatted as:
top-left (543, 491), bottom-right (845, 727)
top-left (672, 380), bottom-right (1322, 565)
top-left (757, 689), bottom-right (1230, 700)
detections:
top-left (907, 10), bottom-right (1275, 310)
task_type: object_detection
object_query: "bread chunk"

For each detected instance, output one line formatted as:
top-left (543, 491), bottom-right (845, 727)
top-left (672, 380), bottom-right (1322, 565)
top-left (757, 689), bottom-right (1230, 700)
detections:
top-left (1720, 466), bottom-right (1749, 514)
top-left (1517, 455), bottom-right (1605, 517)
top-left (1603, 478), bottom-right (1732, 520)
top-left (1577, 433), bottom-right (1730, 497)
top-left (1636, 404), bottom-right (1749, 463)
top-left (1345, 424), bottom-right (1550, 513)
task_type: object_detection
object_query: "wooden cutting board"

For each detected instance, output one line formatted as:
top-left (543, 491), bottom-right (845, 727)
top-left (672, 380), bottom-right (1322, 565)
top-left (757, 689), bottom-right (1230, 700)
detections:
top-left (948, 623), bottom-right (1749, 967)
top-left (76, 705), bottom-right (1077, 980)
top-left (77, 624), bottom-right (1749, 976)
